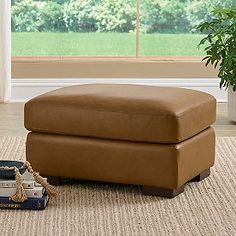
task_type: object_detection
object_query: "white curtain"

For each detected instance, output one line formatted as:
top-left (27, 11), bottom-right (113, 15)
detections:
top-left (0, 0), bottom-right (11, 102)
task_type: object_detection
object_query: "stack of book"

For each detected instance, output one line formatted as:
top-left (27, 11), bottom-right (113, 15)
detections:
top-left (0, 171), bottom-right (49, 210)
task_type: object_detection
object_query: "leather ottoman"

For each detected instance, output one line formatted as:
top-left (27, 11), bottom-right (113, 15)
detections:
top-left (24, 84), bottom-right (216, 198)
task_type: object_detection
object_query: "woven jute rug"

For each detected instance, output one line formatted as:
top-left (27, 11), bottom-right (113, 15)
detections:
top-left (0, 136), bottom-right (235, 236)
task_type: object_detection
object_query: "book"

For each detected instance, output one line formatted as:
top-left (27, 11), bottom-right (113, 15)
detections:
top-left (0, 179), bottom-right (35, 189)
top-left (0, 171), bottom-right (47, 189)
top-left (22, 171), bottom-right (48, 187)
top-left (0, 186), bottom-right (45, 198)
top-left (0, 193), bottom-right (49, 210)
top-left (22, 171), bottom-right (35, 181)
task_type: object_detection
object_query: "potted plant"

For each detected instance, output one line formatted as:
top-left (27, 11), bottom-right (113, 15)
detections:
top-left (198, 8), bottom-right (236, 121)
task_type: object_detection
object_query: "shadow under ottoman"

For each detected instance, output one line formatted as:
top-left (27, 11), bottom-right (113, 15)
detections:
top-left (24, 84), bottom-right (216, 198)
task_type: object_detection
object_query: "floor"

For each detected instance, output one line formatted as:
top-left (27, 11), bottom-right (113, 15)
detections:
top-left (0, 102), bottom-right (235, 136)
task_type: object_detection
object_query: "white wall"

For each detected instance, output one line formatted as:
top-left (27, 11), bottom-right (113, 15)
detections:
top-left (11, 78), bottom-right (227, 102)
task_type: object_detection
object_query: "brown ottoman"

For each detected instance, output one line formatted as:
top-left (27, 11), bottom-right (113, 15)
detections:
top-left (24, 84), bottom-right (216, 198)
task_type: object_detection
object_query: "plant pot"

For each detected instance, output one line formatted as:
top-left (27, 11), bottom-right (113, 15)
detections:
top-left (228, 86), bottom-right (236, 122)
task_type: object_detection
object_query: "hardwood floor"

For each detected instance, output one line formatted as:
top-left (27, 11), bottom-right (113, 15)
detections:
top-left (0, 103), bottom-right (27, 136)
top-left (0, 103), bottom-right (235, 136)
top-left (214, 103), bottom-right (236, 136)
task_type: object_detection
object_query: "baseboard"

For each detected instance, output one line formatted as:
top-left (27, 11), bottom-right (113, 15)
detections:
top-left (11, 78), bottom-right (227, 102)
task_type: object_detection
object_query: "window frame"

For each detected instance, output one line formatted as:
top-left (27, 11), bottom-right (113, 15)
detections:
top-left (12, 56), bottom-right (218, 78)
top-left (11, 0), bottom-right (218, 78)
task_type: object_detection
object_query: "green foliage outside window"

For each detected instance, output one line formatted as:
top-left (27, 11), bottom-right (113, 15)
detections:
top-left (187, 0), bottom-right (235, 31)
top-left (63, 0), bottom-right (99, 32)
top-left (95, 0), bottom-right (136, 32)
top-left (11, 0), bottom-right (235, 33)
top-left (140, 0), bottom-right (190, 33)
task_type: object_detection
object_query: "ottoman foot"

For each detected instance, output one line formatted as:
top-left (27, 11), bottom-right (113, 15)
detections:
top-left (190, 168), bottom-right (210, 182)
top-left (141, 185), bottom-right (185, 198)
top-left (45, 176), bottom-right (62, 186)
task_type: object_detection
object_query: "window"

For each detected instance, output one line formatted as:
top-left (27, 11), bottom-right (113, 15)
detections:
top-left (12, 0), bottom-right (137, 56)
top-left (139, 0), bottom-right (234, 56)
top-left (12, 0), bottom-right (232, 78)
top-left (12, 0), bottom-right (233, 57)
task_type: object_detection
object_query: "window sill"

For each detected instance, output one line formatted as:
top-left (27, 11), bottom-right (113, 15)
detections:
top-left (12, 56), bottom-right (218, 78)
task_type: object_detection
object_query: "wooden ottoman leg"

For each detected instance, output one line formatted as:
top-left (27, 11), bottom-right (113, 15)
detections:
top-left (45, 176), bottom-right (62, 186)
top-left (141, 185), bottom-right (185, 198)
top-left (190, 168), bottom-right (210, 182)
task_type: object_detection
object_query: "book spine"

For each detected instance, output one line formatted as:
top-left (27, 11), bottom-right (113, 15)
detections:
top-left (0, 181), bottom-right (35, 189)
top-left (0, 187), bottom-right (44, 198)
top-left (0, 194), bottom-right (49, 210)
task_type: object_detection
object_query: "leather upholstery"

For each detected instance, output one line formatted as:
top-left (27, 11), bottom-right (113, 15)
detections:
top-left (25, 84), bottom-right (216, 143)
top-left (26, 128), bottom-right (215, 189)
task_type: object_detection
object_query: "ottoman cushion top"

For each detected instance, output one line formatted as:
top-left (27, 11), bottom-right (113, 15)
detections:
top-left (24, 84), bottom-right (216, 143)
